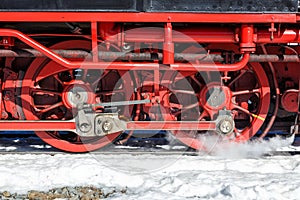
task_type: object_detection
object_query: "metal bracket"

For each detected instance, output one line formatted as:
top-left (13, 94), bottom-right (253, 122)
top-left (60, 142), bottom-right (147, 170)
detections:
top-left (75, 109), bottom-right (126, 137)
top-left (95, 114), bottom-right (126, 136)
top-left (215, 110), bottom-right (235, 135)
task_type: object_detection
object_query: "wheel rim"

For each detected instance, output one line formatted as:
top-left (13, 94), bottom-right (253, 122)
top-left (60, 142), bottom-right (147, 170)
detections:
top-left (163, 62), bottom-right (270, 150)
top-left (21, 40), bottom-right (127, 152)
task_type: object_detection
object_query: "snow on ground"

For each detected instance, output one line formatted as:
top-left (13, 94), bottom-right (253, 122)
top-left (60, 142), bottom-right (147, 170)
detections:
top-left (0, 137), bottom-right (300, 199)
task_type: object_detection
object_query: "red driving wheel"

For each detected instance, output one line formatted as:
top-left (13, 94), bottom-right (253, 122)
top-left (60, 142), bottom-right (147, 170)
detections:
top-left (163, 62), bottom-right (270, 150)
top-left (21, 40), bottom-right (127, 152)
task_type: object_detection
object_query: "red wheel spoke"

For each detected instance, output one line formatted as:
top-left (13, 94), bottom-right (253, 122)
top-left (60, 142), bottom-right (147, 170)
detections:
top-left (228, 70), bottom-right (248, 87)
top-left (69, 70), bottom-right (75, 79)
top-left (173, 102), bottom-right (199, 116)
top-left (232, 88), bottom-right (260, 96)
top-left (169, 103), bottom-right (182, 110)
top-left (204, 71), bottom-right (212, 82)
top-left (31, 87), bottom-right (62, 96)
top-left (198, 111), bottom-right (209, 121)
top-left (172, 89), bottom-right (195, 95)
top-left (232, 104), bottom-right (257, 120)
top-left (81, 69), bottom-right (89, 81)
top-left (96, 88), bottom-right (125, 96)
top-left (191, 76), bottom-right (202, 87)
top-left (53, 74), bottom-right (64, 86)
top-left (91, 70), bottom-right (109, 88)
top-left (234, 128), bottom-right (242, 137)
top-left (36, 102), bottom-right (63, 113)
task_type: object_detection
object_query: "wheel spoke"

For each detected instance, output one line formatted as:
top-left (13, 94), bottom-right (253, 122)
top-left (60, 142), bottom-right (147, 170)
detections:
top-left (96, 88), bottom-right (125, 96)
top-left (91, 70), bottom-right (109, 88)
top-left (234, 128), bottom-right (242, 136)
top-left (31, 87), bottom-right (62, 96)
top-left (232, 88), bottom-right (260, 96)
top-left (69, 70), bottom-right (75, 80)
top-left (191, 75), bottom-right (202, 87)
top-left (232, 104), bottom-right (252, 115)
top-left (173, 102), bottom-right (199, 116)
top-left (169, 103), bottom-right (182, 110)
top-left (81, 69), bottom-right (89, 81)
top-left (53, 74), bottom-right (64, 86)
top-left (198, 111), bottom-right (209, 121)
top-left (35, 102), bottom-right (63, 113)
top-left (228, 70), bottom-right (248, 87)
top-left (172, 89), bottom-right (195, 95)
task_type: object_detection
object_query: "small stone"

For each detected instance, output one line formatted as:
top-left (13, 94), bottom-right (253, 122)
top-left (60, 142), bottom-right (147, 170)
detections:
top-left (27, 191), bottom-right (46, 200)
top-left (80, 195), bottom-right (90, 200)
top-left (61, 187), bottom-right (69, 196)
top-left (54, 188), bottom-right (63, 194)
top-left (2, 191), bottom-right (11, 197)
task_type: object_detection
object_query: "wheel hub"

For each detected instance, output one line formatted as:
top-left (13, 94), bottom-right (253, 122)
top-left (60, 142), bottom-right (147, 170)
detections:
top-left (62, 81), bottom-right (94, 109)
top-left (199, 83), bottom-right (232, 111)
top-left (217, 115), bottom-right (235, 135)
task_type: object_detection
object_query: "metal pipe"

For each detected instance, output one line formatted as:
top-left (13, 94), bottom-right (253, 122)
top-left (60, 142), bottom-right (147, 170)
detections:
top-left (124, 27), bottom-right (300, 44)
top-left (1, 49), bottom-right (299, 63)
top-left (0, 28), bottom-right (251, 71)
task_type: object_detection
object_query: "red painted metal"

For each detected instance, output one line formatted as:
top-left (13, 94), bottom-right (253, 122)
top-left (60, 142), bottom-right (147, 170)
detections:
top-left (161, 60), bottom-right (270, 150)
top-left (163, 22), bottom-right (174, 64)
top-left (0, 8), bottom-right (298, 152)
top-left (117, 26), bottom-right (300, 44)
top-left (240, 25), bottom-right (255, 53)
top-left (0, 120), bottom-right (76, 131)
top-left (0, 12), bottom-right (295, 23)
top-left (91, 21), bottom-right (99, 62)
top-left (0, 120), bottom-right (215, 131)
top-left (2, 68), bottom-right (19, 119)
top-left (281, 90), bottom-right (299, 113)
top-left (0, 29), bottom-right (251, 73)
top-left (199, 83), bottom-right (232, 117)
top-left (20, 40), bottom-right (125, 152)
top-left (62, 81), bottom-right (95, 109)
top-left (126, 121), bottom-right (216, 130)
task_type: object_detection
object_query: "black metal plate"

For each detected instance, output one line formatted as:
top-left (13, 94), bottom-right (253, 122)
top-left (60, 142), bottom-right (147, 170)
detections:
top-left (0, 0), bottom-right (298, 13)
top-left (145, 0), bottom-right (298, 13)
top-left (0, 0), bottom-right (139, 12)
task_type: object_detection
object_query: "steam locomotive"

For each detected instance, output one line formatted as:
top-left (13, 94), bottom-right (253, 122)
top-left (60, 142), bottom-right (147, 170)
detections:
top-left (0, 0), bottom-right (298, 152)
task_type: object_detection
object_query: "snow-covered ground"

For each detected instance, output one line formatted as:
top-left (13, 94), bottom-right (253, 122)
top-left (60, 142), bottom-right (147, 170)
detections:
top-left (0, 136), bottom-right (300, 199)
top-left (1, 152), bottom-right (300, 199)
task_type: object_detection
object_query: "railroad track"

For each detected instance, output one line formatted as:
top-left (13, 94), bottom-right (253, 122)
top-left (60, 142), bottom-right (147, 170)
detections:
top-left (1, 133), bottom-right (300, 156)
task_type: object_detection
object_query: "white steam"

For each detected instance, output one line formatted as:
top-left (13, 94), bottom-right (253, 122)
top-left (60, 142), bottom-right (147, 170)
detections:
top-left (200, 134), bottom-right (295, 159)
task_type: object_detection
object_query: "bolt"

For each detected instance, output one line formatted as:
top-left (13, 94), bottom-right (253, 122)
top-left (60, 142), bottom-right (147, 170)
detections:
top-left (79, 123), bottom-right (91, 133)
top-left (102, 120), bottom-right (113, 132)
top-left (75, 93), bottom-right (81, 99)
top-left (219, 119), bottom-right (234, 134)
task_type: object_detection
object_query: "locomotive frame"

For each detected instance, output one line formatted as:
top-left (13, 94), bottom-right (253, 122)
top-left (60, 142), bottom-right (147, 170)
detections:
top-left (0, 0), bottom-right (298, 152)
